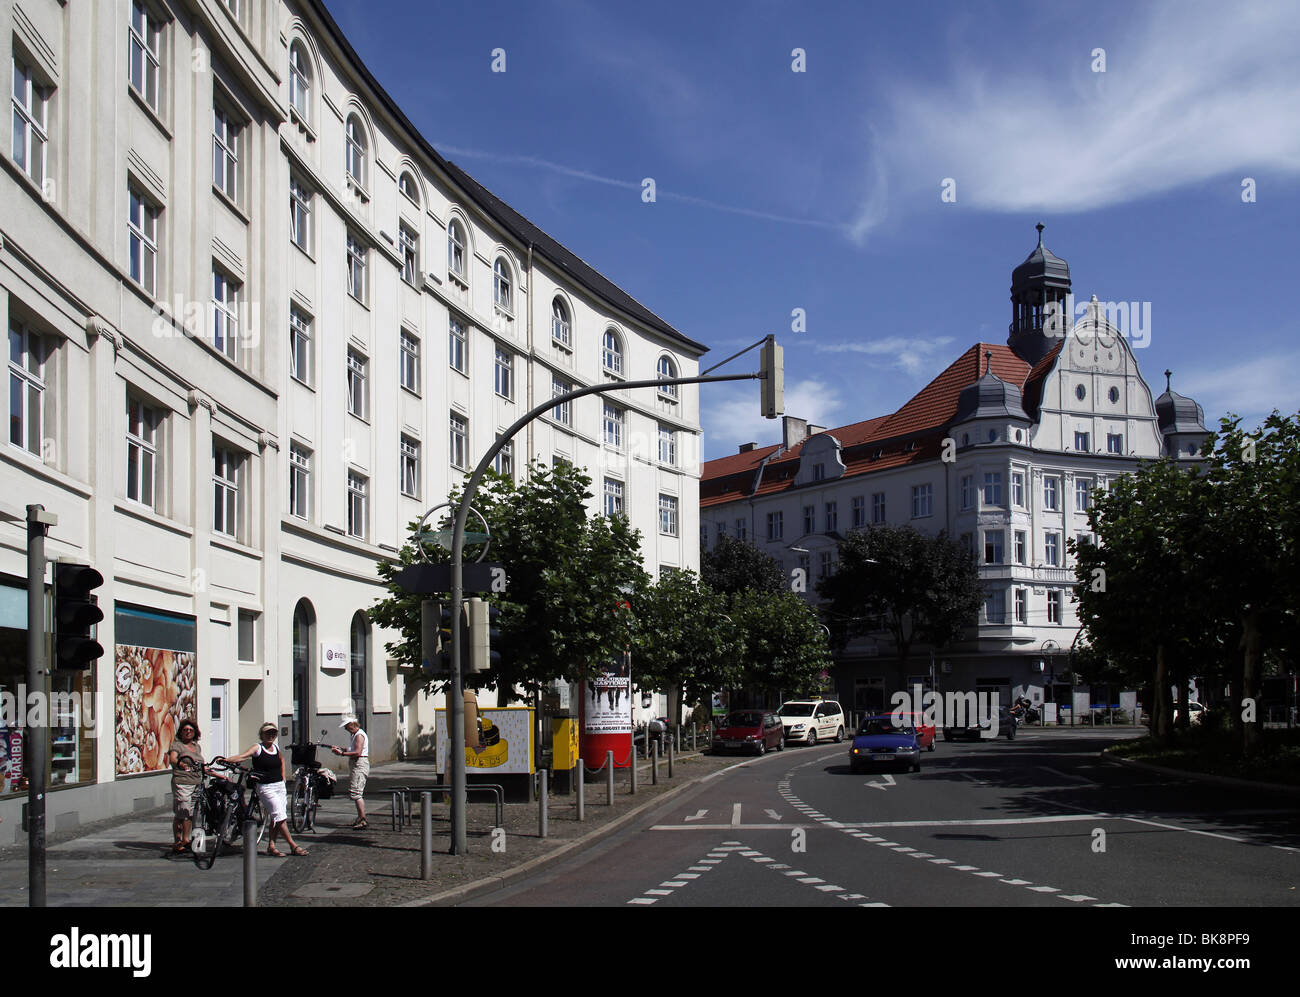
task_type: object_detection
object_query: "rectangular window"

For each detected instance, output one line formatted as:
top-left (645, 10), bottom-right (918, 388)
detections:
top-left (802, 505), bottom-right (815, 536)
top-left (604, 477), bottom-right (624, 517)
top-left (289, 307), bottom-right (311, 385)
top-left (212, 105), bottom-right (240, 202)
top-left (346, 348), bottom-right (367, 419)
top-left (911, 483), bottom-right (933, 518)
top-left (798, 553), bottom-right (810, 579)
top-left (1043, 476), bottom-right (1059, 511)
top-left (347, 470), bottom-right (367, 540)
top-left (658, 425), bottom-right (676, 465)
top-left (812, 463), bottom-right (825, 481)
top-left (449, 412), bottom-right (468, 469)
top-left (237, 608), bottom-right (255, 663)
top-left (1074, 431), bottom-right (1090, 452)
top-left (1014, 588), bottom-right (1027, 624)
top-left (289, 177), bottom-right (312, 252)
top-left (871, 492), bottom-right (886, 524)
top-left (984, 530), bottom-right (1004, 565)
top-left (851, 495), bottom-right (865, 529)
top-left (982, 472), bottom-right (1003, 506)
top-left (212, 445), bottom-right (241, 539)
top-left (128, 185), bottom-right (159, 296)
top-left (494, 436), bottom-right (513, 478)
top-left (658, 495), bottom-right (678, 537)
top-left (448, 318), bottom-right (466, 374)
top-left (400, 224), bottom-right (419, 286)
top-left (1011, 471), bottom-right (1025, 507)
top-left (346, 233), bottom-right (367, 304)
top-left (128, 0), bottom-right (162, 112)
top-left (1014, 530), bottom-right (1026, 565)
top-left (735, 518), bottom-right (747, 541)
top-left (288, 443), bottom-right (311, 520)
top-left (8, 321), bottom-right (46, 456)
top-left (1045, 532), bottom-right (1060, 567)
top-left (819, 551), bottom-right (833, 580)
top-left (551, 375), bottom-right (571, 425)
top-left (985, 589), bottom-right (1006, 625)
top-left (126, 395), bottom-right (159, 508)
top-left (211, 269), bottom-right (240, 362)
top-left (959, 475), bottom-right (974, 510)
top-left (494, 347), bottom-right (513, 400)
top-left (603, 402), bottom-right (623, 449)
top-left (1107, 433), bottom-right (1123, 455)
top-left (1075, 478), bottom-right (1091, 512)
top-left (399, 330), bottom-right (420, 394)
top-left (825, 502), bottom-right (837, 533)
top-left (1047, 590), bottom-right (1062, 624)
top-left (12, 54), bottom-right (49, 184)
top-left (400, 436), bottom-right (420, 499)
top-left (1076, 531), bottom-right (1093, 549)
top-left (767, 511), bottom-right (783, 541)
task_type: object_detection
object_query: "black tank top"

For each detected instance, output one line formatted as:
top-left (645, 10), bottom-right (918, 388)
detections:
top-left (252, 743), bottom-right (282, 784)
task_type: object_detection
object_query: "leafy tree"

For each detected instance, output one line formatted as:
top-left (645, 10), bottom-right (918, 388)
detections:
top-left (733, 590), bottom-right (833, 696)
top-left (818, 525), bottom-right (982, 691)
top-left (701, 535), bottom-right (785, 597)
top-left (368, 461), bottom-right (649, 702)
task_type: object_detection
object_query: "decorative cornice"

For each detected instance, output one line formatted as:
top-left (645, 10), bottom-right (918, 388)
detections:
top-left (85, 315), bottom-right (120, 350)
top-left (258, 431), bottom-right (280, 452)
top-left (188, 389), bottom-right (217, 414)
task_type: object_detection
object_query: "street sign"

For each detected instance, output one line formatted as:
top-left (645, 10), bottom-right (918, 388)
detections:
top-left (394, 562), bottom-right (507, 594)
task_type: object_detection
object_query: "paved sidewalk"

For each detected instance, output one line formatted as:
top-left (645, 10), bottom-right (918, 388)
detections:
top-left (0, 746), bottom-right (747, 907)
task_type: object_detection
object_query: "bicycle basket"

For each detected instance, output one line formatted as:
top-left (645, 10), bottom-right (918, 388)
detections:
top-left (290, 743), bottom-right (317, 767)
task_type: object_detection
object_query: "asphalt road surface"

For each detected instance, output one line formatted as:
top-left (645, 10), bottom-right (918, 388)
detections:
top-left (461, 728), bottom-right (1300, 907)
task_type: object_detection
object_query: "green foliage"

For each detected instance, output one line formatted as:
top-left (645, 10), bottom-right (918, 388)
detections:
top-left (732, 590), bottom-right (833, 695)
top-left (701, 535), bottom-right (785, 596)
top-left (630, 571), bottom-right (741, 707)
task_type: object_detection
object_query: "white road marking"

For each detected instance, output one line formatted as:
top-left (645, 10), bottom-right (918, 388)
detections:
top-left (1039, 766), bottom-right (1099, 786)
top-left (838, 815), bottom-right (1101, 829)
top-left (731, 803), bottom-right (742, 826)
top-left (816, 884), bottom-right (845, 892)
top-left (627, 898), bottom-right (657, 905)
top-left (973, 871), bottom-right (1003, 878)
top-left (1028, 886), bottom-right (1059, 893)
top-left (1059, 894), bottom-right (1097, 903)
top-left (1000, 878), bottom-right (1032, 885)
top-left (798, 877), bottom-right (825, 884)
top-left (684, 809), bottom-right (708, 822)
top-left (929, 858), bottom-right (953, 864)
top-left (646, 889), bottom-right (672, 895)
top-left (952, 865), bottom-right (979, 871)
top-left (1121, 816), bottom-right (1246, 844)
top-left (661, 881), bottom-right (688, 887)
top-left (765, 809), bottom-right (783, 820)
top-left (676, 873), bottom-right (701, 879)
top-left (865, 774), bottom-right (897, 791)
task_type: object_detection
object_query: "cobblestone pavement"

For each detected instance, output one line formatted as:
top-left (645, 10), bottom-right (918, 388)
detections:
top-left (0, 746), bottom-right (751, 907)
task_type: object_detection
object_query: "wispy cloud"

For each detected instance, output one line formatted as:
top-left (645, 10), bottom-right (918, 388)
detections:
top-left (816, 335), bottom-right (955, 376)
top-left (1178, 350), bottom-right (1300, 430)
top-left (703, 378), bottom-right (847, 451)
top-left (852, 0), bottom-right (1300, 239)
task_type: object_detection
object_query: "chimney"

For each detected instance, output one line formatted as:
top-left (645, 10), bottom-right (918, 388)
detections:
top-left (782, 415), bottom-right (808, 449)
top-left (808, 425), bottom-right (826, 437)
top-left (738, 442), bottom-right (756, 453)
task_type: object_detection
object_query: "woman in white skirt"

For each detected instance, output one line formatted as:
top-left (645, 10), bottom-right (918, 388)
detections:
top-left (227, 722), bottom-right (307, 857)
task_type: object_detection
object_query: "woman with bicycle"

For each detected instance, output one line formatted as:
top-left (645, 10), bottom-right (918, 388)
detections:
top-left (227, 722), bottom-right (308, 857)
top-left (167, 718), bottom-right (204, 854)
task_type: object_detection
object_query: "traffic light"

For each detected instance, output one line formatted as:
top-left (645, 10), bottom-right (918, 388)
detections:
top-left (759, 334), bottom-right (784, 419)
top-left (53, 563), bottom-right (104, 670)
top-left (422, 599), bottom-right (472, 676)
top-left (468, 597), bottom-right (502, 673)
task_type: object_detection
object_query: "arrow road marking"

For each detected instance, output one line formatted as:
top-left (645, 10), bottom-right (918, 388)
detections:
top-left (683, 809), bottom-right (708, 822)
top-left (765, 809), bottom-right (783, 820)
top-left (865, 773), bottom-right (896, 791)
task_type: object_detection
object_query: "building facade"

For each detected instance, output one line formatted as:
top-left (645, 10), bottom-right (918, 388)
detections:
top-left (1, 0), bottom-right (704, 835)
top-left (701, 228), bottom-right (1207, 721)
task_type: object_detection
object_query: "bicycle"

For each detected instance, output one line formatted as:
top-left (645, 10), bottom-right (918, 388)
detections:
top-left (191, 758), bottom-right (265, 870)
top-left (287, 739), bottom-right (336, 833)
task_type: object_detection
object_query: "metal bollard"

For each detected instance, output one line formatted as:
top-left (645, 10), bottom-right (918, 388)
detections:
top-left (538, 770), bottom-right (548, 838)
top-left (668, 736), bottom-right (674, 778)
top-left (243, 820), bottom-right (257, 907)
top-left (652, 741), bottom-right (659, 785)
top-left (420, 791), bottom-right (432, 880)
top-left (630, 747), bottom-right (637, 795)
top-left (692, 727), bottom-right (696, 752)
top-left (606, 750), bottom-right (614, 806)
top-left (576, 758), bottom-right (585, 822)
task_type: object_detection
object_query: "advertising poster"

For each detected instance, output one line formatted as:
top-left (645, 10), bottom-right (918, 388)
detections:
top-left (114, 645), bottom-right (197, 775)
top-left (585, 663), bottom-right (632, 734)
top-left (2, 729), bottom-right (22, 794)
top-left (435, 708), bottom-right (535, 774)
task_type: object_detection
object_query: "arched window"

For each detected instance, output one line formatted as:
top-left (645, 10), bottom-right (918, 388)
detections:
top-left (289, 41), bottom-right (312, 123)
top-left (399, 171), bottom-right (419, 206)
top-left (447, 218), bottom-right (466, 278)
top-left (345, 114), bottom-right (367, 187)
top-left (291, 599), bottom-right (316, 745)
top-left (551, 298), bottom-right (570, 348)
top-left (657, 355), bottom-right (678, 398)
top-left (602, 329), bottom-right (624, 377)
top-left (493, 257), bottom-right (513, 313)
top-left (349, 611), bottom-right (368, 724)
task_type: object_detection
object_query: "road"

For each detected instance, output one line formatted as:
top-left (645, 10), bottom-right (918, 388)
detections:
top-left (461, 728), bottom-right (1300, 907)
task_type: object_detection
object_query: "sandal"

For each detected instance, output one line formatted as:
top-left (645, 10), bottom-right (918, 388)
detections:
top-left (267, 846), bottom-right (285, 858)
top-left (172, 842), bottom-right (187, 854)
top-left (291, 846), bottom-right (309, 857)
top-left (351, 819), bottom-right (368, 829)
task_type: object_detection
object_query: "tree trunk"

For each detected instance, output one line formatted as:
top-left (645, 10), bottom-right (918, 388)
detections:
top-left (1176, 662), bottom-right (1190, 732)
top-left (1241, 610), bottom-right (1264, 756)
top-left (1154, 644), bottom-right (1172, 743)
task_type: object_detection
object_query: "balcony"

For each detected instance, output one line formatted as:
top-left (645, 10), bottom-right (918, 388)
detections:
top-left (979, 564), bottom-right (1075, 584)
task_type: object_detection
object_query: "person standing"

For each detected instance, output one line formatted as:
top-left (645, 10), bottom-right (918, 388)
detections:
top-left (332, 718), bottom-right (369, 829)
top-left (167, 718), bottom-right (204, 853)
top-left (228, 722), bottom-right (307, 857)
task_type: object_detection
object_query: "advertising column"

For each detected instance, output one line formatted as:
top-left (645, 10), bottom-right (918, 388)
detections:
top-left (582, 654), bottom-right (633, 769)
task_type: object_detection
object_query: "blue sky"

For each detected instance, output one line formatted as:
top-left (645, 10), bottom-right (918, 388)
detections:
top-left (326, 0), bottom-right (1300, 462)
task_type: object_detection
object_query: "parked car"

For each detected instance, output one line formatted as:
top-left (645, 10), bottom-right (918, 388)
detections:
top-left (896, 711), bottom-right (936, 751)
top-left (849, 716), bottom-right (922, 774)
top-left (778, 700), bottom-right (846, 746)
top-left (713, 711), bottom-right (784, 755)
top-left (943, 706), bottom-right (1015, 741)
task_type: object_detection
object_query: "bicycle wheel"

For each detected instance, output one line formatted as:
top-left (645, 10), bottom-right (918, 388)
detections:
top-left (247, 792), bottom-right (267, 844)
top-left (291, 777), bottom-right (309, 834)
top-left (191, 790), bottom-right (214, 869)
top-left (305, 783), bottom-right (318, 831)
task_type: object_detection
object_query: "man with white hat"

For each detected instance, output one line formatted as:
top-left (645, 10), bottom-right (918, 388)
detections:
top-left (332, 717), bottom-right (369, 829)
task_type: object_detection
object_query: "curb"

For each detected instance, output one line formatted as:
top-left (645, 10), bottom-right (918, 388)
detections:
top-left (399, 751), bottom-right (768, 907)
top-left (1100, 751), bottom-right (1300, 796)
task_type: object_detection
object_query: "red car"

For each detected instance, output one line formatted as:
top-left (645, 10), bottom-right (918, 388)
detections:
top-left (713, 711), bottom-right (785, 755)
top-left (898, 711), bottom-right (937, 751)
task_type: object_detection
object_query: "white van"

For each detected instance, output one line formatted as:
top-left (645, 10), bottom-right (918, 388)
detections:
top-left (778, 700), bottom-right (845, 745)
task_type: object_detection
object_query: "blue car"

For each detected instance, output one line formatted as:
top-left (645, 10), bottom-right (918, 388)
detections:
top-left (848, 716), bottom-right (922, 774)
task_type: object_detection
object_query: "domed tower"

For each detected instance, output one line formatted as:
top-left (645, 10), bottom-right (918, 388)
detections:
top-left (1156, 370), bottom-right (1211, 459)
top-left (1008, 223), bottom-right (1072, 367)
top-left (953, 350), bottom-right (1032, 444)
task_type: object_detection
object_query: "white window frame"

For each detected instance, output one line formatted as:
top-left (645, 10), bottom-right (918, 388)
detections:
top-left (346, 232), bottom-right (367, 304)
top-left (126, 394), bottom-right (159, 508)
top-left (399, 172), bottom-right (420, 206)
top-left (289, 176), bottom-right (312, 252)
top-left (735, 519), bottom-right (747, 541)
top-left (985, 588), bottom-right (1006, 625)
top-left (602, 329), bottom-right (624, 378)
top-left (767, 511), bottom-right (783, 541)
top-left (289, 306), bottom-right (311, 386)
top-left (1011, 471), bottom-right (1025, 507)
top-left (1014, 588), bottom-right (1027, 624)
top-left (289, 443), bottom-right (311, 520)
top-left (982, 471), bottom-right (1003, 506)
top-left (658, 424), bottom-right (676, 466)
top-left (871, 492), bottom-right (886, 524)
top-left (1047, 590), bottom-right (1062, 624)
top-left (212, 104), bottom-right (240, 202)
top-left (128, 0), bottom-right (162, 112)
top-left (984, 529), bottom-right (1004, 565)
top-left (449, 412), bottom-right (468, 470)
top-left (959, 474), bottom-right (974, 510)
top-left (288, 41), bottom-right (310, 123)
top-left (493, 258), bottom-right (513, 314)
top-left (347, 470), bottom-right (368, 540)
top-left (128, 185), bottom-right (159, 296)
top-left (448, 219), bottom-right (466, 279)
top-left (604, 477), bottom-right (624, 517)
top-left (1107, 433), bottom-right (1123, 455)
top-left (449, 318), bottom-right (466, 374)
top-left (212, 445), bottom-right (241, 539)
top-left (1074, 431), bottom-right (1091, 452)
top-left (658, 494), bottom-right (678, 537)
top-left (399, 329), bottom-right (420, 395)
top-left (11, 54), bottom-right (49, 184)
top-left (551, 299), bottom-right (570, 348)
top-left (1075, 478), bottom-right (1091, 512)
top-left (7, 321), bottom-right (46, 457)
top-left (400, 436), bottom-right (420, 499)
top-left (1043, 476), bottom-right (1059, 511)
top-left (851, 495), bottom-right (865, 529)
top-left (603, 402), bottom-right (623, 449)
top-left (657, 355), bottom-right (678, 398)
top-left (1045, 532), bottom-right (1060, 567)
top-left (494, 346), bottom-right (513, 400)
top-left (911, 483), bottom-right (933, 519)
top-left (400, 224), bottom-right (419, 286)
top-left (211, 268), bottom-right (240, 362)
top-left (345, 115), bottom-right (366, 189)
top-left (346, 348), bottom-right (368, 419)
top-left (493, 436), bottom-right (513, 479)
top-left (551, 375), bottom-right (572, 425)
top-left (1014, 530), bottom-right (1026, 565)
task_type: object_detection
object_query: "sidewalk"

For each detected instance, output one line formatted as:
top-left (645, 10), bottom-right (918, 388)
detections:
top-left (0, 746), bottom-right (746, 907)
